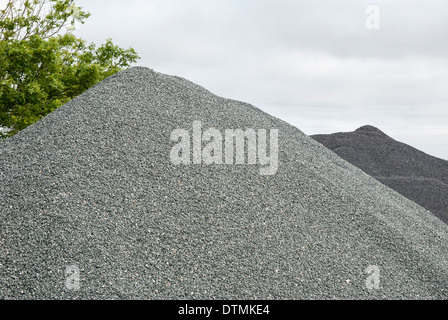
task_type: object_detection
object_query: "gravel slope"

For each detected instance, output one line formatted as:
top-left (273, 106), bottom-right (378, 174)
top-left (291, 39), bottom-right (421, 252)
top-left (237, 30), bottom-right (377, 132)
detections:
top-left (1, 67), bottom-right (448, 299)
top-left (312, 125), bottom-right (448, 224)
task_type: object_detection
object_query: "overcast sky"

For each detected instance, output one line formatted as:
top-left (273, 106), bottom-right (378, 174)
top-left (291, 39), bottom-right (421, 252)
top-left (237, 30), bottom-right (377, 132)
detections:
top-left (74, 0), bottom-right (448, 159)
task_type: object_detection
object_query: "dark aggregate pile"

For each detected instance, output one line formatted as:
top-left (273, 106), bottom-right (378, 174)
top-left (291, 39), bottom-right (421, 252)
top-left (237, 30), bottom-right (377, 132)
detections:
top-left (312, 126), bottom-right (448, 224)
top-left (1, 67), bottom-right (448, 299)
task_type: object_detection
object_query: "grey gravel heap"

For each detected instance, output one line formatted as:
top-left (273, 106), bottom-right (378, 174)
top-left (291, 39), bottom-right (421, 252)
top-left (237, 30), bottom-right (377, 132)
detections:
top-left (312, 126), bottom-right (448, 224)
top-left (1, 67), bottom-right (448, 299)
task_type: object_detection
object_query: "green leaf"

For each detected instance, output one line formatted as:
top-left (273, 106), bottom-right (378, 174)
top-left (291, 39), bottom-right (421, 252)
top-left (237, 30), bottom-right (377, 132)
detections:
top-left (0, 0), bottom-right (140, 136)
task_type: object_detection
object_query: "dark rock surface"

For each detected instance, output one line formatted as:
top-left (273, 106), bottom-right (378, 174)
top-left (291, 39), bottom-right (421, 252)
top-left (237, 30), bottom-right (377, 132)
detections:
top-left (312, 125), bottom-right (448, 224)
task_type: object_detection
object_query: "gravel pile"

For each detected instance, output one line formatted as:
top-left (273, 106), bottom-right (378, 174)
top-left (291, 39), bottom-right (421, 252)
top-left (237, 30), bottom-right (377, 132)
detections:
top-left (312, 125), bottom-right (448, 225)
top-left (1, 67), bottom-right (448, 299)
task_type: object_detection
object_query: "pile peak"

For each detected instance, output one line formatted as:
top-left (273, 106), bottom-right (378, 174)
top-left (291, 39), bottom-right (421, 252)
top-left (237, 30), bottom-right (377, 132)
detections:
top-left (355, 125), bottom-right (389, 138)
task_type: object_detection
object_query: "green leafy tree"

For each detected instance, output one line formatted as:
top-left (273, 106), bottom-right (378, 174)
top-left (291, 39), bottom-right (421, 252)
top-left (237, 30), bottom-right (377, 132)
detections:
top-left (0, 0), bottom-right (140, 137)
